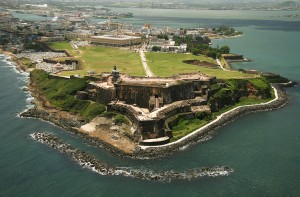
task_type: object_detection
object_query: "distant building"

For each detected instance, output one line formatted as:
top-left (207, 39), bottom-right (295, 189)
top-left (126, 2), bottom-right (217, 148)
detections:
top-left (98, 19), bottom-right (126, 31)
top-left (65, 31), bottom-right (93, 41)
top-left (39, 36), bottom-right (64, 42)
top-left (160, 44), bottom-right (187, 53)
top-left (186, 30), bottom-right (200, 35)
top-left (147, 37), bottom-right (187, 53)
top-left (90, 35), bottom-right (142, 46)
top-left (148, 38), bottom-right (168, 46)
top-left (20, 4), bottom-right (48, 9)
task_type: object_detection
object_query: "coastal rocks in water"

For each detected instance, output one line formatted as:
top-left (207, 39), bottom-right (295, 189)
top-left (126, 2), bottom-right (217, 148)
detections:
top-left (30, 132), bottom-right (234, 182)
top-left (21, 108), bottom-right (83, 128)
top-left (21, 108), bottom-right (137, 158)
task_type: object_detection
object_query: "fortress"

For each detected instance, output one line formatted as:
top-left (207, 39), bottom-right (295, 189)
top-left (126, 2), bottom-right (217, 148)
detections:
top-left (76, 67), bottom-right (216, 145)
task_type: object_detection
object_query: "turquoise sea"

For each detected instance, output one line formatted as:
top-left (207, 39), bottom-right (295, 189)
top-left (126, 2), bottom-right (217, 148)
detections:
top-left (1, 9), bottom-right (300, 196)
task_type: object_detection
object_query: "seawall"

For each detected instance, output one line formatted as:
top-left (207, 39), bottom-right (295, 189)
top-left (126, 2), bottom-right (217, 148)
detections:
top-left (137, 84), bottom-right (289, 157)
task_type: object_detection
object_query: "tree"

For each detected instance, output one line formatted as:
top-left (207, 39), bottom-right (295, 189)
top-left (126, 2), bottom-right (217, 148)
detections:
top-left (190, 48), bottom-right (201, 55)
top-left (163, 34), bottom-right (169, 40)
top-left (157, 34), bottom-right (169, 40)
top-left (157, 34), bottom-right (164, 39)
top-left (152, 46), bottom-right (161, 52)
top-left (219, 45), bottom-right (230, 54)
top-left (207, 48), bottom-right (221, 59)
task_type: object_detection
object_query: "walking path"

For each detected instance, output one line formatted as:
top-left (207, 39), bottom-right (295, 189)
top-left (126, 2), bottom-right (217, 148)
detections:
top-left (216, 58), bottom-right (228, 71)
top-left (139, 49), bottom-right (155, 77)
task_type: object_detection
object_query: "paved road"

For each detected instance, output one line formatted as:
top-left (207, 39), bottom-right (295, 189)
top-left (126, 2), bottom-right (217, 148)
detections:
top-left (139, 49), bottom-right (155, 77)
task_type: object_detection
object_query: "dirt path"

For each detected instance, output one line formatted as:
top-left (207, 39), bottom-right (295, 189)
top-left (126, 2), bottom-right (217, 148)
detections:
top-left (139, 49), bottom-right (155, 77)
top-left (216, 58), bottom-right (229, 71)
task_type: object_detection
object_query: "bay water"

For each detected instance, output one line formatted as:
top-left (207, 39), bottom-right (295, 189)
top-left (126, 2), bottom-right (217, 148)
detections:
top-left (1, 9), bottom-right (300, 196)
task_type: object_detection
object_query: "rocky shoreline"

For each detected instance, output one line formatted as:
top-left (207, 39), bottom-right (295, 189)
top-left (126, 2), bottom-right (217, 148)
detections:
top-left (30, 132), bottom-right (234, 182)
top-left (21, 83), bottom-right (292, 159)
top-left (0, 49), bottom-right (29, 73)
top-left (21, 108), bottom-right (138, 158)
top-left (2, 51), bottom-right (295, 159)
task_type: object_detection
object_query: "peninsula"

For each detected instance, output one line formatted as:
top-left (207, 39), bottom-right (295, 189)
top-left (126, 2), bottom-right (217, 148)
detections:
top-left (16, 42), bottom-right (292, 158)
top-left (0, 6), bottom-right (295, 158)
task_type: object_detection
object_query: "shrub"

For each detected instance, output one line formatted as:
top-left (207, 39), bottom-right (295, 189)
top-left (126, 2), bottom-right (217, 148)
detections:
top-left (82, 103), bottom-right (106, 121)
top-left (195, 112), bottom-right (212, 120)
top-left (70, 100), bottom-right (90, 114)
top-left (58, 96), bottom-right (76, 111)
top-left (113, 114), bottom-right (129, 125)
top-left (101, 112), bottom-right (117, 118)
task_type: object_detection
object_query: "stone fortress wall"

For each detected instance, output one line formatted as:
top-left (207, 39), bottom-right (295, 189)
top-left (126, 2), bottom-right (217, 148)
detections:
top-left (49, 68), bottom-right (215, 144)
top-left (114, 82), bottom-right (195, 109)
top-left (76, 67), bottom-right (216, 144)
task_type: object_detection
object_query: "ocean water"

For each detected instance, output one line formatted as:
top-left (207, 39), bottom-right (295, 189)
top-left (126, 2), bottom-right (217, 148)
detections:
top-left (1, 9), bottom-right (300, 197)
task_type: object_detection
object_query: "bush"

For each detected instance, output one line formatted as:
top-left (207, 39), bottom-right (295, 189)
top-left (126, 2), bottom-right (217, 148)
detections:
top-left (113, 114), bottom-right (129, 125)
top-left (70, 100), bottom-right (90, 114)
top-left (82, 103), bottom-right (106, 121)
top-left (58, 96), bottom-right (76, 111)
top-left (195, 112), bottom-right (212, 120)
top-left (262, 75), bottom-right (289, 84)
top-left (152, 46), bottom-right (161, 52)
top-left (219, 46), bottom-right (230, 54)
top-left (101, 112), bottom-right (117, 118)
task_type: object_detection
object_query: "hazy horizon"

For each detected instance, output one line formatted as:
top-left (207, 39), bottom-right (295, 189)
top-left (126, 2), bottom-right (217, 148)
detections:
top-left (9, 0), bottom-right (300, 3)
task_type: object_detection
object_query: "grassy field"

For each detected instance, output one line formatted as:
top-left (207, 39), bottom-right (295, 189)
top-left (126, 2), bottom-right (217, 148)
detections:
top-left (48, 42), bottom-right (145, 76)
top-left (48, 42), bottom-right (256, 79)
top-left (171, 118), bottom-right (208, 142)
top-left (49, 42), bottom-right (76, 56)
top-left (219, 57), bottom-right (231, 70)
top-left (146, 52), bottom-right (255, 79)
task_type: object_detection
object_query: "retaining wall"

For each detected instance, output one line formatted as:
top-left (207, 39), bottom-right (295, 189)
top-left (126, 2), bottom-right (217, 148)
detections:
top-left (138, 85), bottom-right (288, 156)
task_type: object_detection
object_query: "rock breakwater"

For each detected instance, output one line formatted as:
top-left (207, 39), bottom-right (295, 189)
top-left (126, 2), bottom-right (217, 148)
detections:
top-left (21, 108), bottom-right (135, 158)
top-left (30, 132), bottom-right (233, 182)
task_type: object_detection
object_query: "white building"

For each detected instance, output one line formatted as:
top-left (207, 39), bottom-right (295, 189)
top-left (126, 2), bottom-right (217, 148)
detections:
top-left (91, 35), bottom-right (142, 46)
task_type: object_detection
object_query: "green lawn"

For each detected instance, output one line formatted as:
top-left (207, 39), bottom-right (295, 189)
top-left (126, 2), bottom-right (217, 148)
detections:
top-left (49, 42), bottom-right (145, 76)
top-left (171, 118), bottom-right (208, 142)
top-left (220, 57), bottom-right (231, 70)
top-left (48, 42), bottom-right (255, 79)
top-left (146, 52), bottom-right (255, 79)
top-left (49, 42), bottom-right (75, 55)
